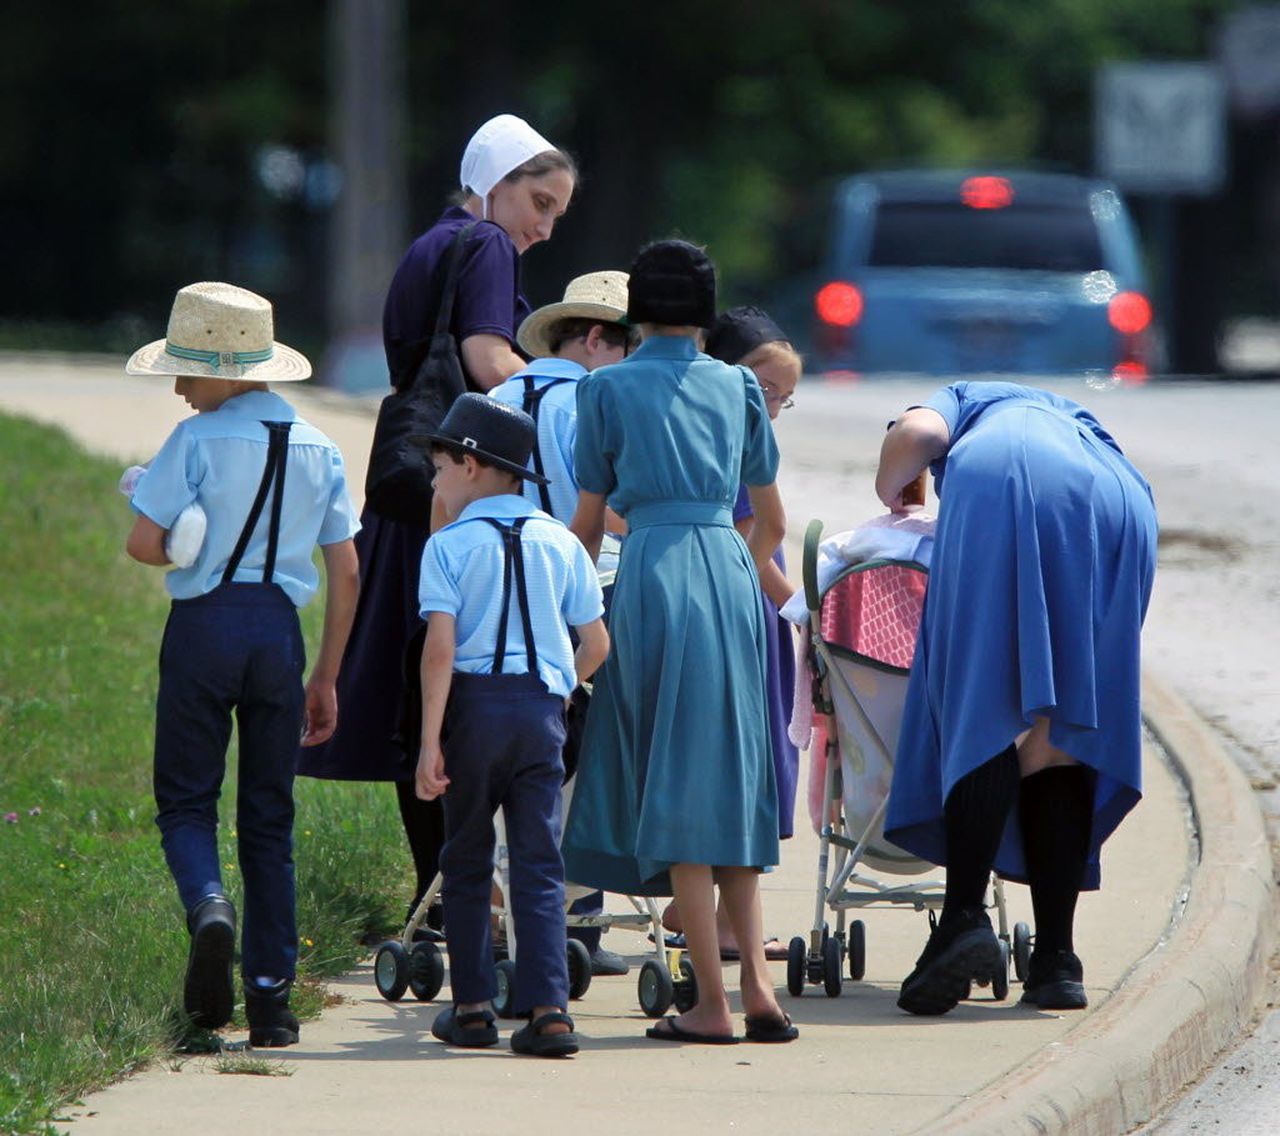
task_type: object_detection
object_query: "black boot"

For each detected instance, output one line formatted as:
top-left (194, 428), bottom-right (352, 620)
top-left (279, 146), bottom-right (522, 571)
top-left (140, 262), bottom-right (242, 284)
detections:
top-left (183, 896), bottom-right (236, 1030)
top-left (245, 980), bottom-right (300, 1048)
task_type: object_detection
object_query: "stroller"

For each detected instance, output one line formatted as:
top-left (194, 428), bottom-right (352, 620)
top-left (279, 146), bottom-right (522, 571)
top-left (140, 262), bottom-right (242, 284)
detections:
top-left (781, 514), bottom-right (1029, 1000)
top-left (373, 533), bottom-right (699, 1019)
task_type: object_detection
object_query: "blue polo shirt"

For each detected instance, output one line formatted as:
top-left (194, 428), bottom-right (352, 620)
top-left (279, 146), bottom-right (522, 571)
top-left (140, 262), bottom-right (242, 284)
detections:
top-left (418, 495), bottom-right (603, 698)
top-left (130, 390), bottom-right (360, 606)
top-left (489, 358), bottom-right (585, 524)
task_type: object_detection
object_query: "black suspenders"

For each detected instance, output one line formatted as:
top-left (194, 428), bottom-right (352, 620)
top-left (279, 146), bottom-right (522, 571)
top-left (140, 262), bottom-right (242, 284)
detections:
top-left (520, 376), bottom-right (571, 515)
top-left (222, 421), bottom-right (293, 585)
top-left (481, 516), bottom-right (538, 675)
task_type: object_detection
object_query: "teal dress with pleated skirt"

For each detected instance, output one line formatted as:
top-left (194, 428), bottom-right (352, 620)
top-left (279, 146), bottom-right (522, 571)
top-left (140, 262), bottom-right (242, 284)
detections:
top-left (560, 335), bottom-right (781, 896)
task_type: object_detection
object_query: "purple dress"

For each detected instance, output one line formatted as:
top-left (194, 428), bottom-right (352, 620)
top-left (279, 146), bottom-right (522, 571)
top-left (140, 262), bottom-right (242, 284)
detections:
top-left (298, 206), bottom-right (530, 781)
top-left (734, 484), bottom-right (799, 838)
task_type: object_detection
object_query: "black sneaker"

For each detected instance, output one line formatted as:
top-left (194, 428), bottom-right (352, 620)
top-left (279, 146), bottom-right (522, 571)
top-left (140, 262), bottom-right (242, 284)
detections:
top-left (1020, 949), bottom-right (1087, 1010)
top-left (897, 907), bottom-right (1002, 1016)
top-left (184, 896), bottom-right (236, 1030)
top-left (588, 946), bottom-right (630, 977)
top-left (245, 979), bottom-right (300, 1048)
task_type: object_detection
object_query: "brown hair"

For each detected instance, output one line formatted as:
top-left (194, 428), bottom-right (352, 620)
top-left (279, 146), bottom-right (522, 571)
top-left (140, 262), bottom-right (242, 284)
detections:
top-left (452, 148), bottom-right (578, 205)
top-left (547, 316), bottom-right (629, 354)
top-left (430, 442), bottom-right (522, 486)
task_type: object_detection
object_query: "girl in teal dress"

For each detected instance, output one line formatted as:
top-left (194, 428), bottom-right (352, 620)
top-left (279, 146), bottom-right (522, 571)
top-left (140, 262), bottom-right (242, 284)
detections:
top-left (563, 241), bottom-right (797, 1044)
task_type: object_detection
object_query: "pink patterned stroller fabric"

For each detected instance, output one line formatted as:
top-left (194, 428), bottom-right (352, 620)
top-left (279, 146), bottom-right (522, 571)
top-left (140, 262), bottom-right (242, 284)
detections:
top-left (793, 516), bottom-right (935, 873)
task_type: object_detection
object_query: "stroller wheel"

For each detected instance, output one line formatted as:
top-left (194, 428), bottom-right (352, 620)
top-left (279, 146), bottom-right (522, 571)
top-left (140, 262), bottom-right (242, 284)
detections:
top-left (374, 941), bottom-right (410, 1002)
top-left (1013, 921), bottom-right (1033, 982)
top-left (408, 940), bottom-right (445, 1002)
top-left (492, 958), bottom-right (518, 1019)
top-left (991, 940), bottom-right (1010, 1002)
top-left (567, 939), bottom-right (593, 1001)
top-left (847, 920), bottom-right (866, 981)
top-left (786, 936), bottom-right (806, 997)
top-left (637, 959), bottom-right (675, 1018)
top-left (673, 956), bottom-right (698, 1013)
top-left (822, 936), bottom-right (843, 998)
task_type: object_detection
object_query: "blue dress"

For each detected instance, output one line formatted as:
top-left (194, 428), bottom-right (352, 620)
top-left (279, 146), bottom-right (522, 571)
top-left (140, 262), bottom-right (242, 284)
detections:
top-left (560, 336), bottom-right (782, 896)
top-left (884, 382), bottom-right (1158, 889)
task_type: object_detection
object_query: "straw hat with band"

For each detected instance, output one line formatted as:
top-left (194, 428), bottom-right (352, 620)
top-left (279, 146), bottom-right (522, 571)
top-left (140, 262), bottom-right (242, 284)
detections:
top-left (516, 270), bottom-right (629, 358)
top-left (125, 281), bottom-right (311, 382)
top-left (460, 114), bottom-right (558, 221)
top-left (414, 392), bottom-right (549, 486)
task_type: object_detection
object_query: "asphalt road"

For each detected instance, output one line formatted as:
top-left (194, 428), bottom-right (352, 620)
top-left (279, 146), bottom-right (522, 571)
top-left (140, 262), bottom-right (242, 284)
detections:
top-left (772, 373), bottom-right (1280, 1134)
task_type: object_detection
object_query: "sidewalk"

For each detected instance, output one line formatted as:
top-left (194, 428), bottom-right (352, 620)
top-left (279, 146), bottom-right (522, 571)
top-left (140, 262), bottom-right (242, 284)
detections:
top-left (2, 356), bottom-right (1272, 1134)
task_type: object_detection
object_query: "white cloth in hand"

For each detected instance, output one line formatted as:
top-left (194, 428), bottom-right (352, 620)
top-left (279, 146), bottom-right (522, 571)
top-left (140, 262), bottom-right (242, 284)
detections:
top-left (164, 503), bottom-right (207, 568)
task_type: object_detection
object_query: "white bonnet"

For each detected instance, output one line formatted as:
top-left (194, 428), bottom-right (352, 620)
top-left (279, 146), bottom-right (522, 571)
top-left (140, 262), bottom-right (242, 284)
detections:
top-left (459, 114), bottom-right (558, 218)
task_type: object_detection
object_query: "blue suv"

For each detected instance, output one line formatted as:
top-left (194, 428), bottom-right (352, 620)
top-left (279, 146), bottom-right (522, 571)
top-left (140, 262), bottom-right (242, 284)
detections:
top-left (811, 170), bottom-right (1153, 380)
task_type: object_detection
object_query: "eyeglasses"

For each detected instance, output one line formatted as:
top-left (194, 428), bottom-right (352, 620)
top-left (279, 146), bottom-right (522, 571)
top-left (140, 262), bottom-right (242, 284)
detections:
top-left (760, 381), bottom-right (795, 410)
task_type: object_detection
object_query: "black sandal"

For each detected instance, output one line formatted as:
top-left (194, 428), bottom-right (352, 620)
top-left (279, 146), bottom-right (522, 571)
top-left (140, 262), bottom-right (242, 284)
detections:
top-left (431, 1006), bottom-right (499, 1047)
top-left (510, 1011), bottom-right (579, 1057)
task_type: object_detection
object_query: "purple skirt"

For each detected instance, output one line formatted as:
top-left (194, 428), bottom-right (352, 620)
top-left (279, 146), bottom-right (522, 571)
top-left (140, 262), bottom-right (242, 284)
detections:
top-left (296, 508), bottom-right (428, 781)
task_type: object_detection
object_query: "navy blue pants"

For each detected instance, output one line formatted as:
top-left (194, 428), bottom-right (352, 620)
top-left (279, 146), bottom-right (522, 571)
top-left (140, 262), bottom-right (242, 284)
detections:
top-left (440, 673), bottom-right (568, 1012)
top-left (153, 584), bottom-right (305, 981)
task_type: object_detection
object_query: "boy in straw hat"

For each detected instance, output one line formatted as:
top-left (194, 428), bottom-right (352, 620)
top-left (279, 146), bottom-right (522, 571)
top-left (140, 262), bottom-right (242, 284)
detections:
top-left (414, 393), bottom-right (608, 1056)
top-left (489, 270), bottom-right (630, 525)
top-left (490, 271), bottom-right (631, 977)
top-left (123, 281), bottom-right (361, 1046)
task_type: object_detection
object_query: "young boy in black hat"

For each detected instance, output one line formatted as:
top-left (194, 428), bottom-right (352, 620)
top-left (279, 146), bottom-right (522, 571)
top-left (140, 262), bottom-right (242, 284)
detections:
top-left (414, 393), bottom-right (609, 1057)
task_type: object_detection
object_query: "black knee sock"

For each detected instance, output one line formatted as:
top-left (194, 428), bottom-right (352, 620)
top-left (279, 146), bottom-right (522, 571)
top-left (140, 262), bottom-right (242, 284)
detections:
top-left (941, 744), bottom-right (1020, 924)
top-left (395, 779), bottom-right (446, 920)
top-left (1020, 764), bottom-right (1093, 955)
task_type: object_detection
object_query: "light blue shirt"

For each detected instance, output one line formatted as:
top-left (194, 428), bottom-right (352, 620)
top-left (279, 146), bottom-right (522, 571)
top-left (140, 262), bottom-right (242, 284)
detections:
top-left (489, 358), bottom-right (585, 524)
top-left (131, 390), bottom-right (360, 606)
top-left (419, 495), bottom-right (604, 698)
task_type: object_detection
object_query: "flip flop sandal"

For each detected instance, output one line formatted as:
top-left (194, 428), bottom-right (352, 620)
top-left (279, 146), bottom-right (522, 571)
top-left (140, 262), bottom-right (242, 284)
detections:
top-left (510, 1011), bottom-right (579, 1057)
top-left (744, 1012), bottom-right (799, 1043)
top-left (644, 1015), bottom-right (739, 1044)
top-left (431, 1006), bottom-right (499, 1048)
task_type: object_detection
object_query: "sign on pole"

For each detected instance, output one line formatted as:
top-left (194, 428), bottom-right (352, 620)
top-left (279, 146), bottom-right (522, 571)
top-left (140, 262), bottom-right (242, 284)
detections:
top-left (1096, 62), bottom-right (1227, 196)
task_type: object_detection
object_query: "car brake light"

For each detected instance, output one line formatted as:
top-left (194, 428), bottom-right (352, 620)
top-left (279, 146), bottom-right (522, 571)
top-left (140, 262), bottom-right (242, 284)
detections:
top-left (960, 176), bottom-right (1014, 209)
top-left (1113, 360), bottom-right (1149, 384)
top-left (1108, 292), bottom-right (1152, 335)
top-left (816, 281), bottom-right (863, 327)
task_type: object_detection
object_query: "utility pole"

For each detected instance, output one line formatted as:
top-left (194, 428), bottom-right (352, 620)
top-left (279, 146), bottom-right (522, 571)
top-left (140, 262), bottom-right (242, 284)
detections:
top-left (324, 0), bottom-right (407, 391)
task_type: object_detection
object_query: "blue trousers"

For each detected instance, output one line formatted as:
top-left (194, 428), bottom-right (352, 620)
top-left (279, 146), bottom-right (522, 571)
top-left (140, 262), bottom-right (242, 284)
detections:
top-left (153, 584), bottom-right (305, 981)
top-left (440, 673), bottom-right (568, 1012)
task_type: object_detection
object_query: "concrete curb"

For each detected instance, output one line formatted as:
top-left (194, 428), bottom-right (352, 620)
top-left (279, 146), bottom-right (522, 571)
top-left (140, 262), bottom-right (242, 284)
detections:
top-left (919, 673), bottom-right (1276, 1135)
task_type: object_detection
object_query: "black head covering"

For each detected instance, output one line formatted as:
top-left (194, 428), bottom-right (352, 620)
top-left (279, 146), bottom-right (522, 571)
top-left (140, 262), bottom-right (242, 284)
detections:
top-left (413, 392), bottom-right (548, 484)
top-left (705, 305), bottom-right (789, 365)
top-left (626, 240), bottom-right (717, 329)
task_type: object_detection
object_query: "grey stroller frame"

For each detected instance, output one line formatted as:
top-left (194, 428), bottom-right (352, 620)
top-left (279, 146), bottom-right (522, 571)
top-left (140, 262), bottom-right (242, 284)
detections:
top-left (785, 518), bottom-right (1030, 999)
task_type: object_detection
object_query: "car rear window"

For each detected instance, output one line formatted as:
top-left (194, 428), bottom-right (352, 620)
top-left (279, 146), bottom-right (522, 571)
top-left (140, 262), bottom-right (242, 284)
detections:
top-left (867, 202), bottom-right (1104, 272)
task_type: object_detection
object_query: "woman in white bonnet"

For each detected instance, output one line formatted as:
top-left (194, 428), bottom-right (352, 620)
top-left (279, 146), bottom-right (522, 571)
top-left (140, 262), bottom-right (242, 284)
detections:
top-left (298, 115), bottom-right (577, 932)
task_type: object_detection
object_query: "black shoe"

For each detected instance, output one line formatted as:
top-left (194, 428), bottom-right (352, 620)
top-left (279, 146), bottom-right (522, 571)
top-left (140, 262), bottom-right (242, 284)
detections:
top-left (184, 896), bottom-right (236, 1030)
top-left (589, 946), bottom-right (630, 977)
top-left (1020, 949), bottom-right (1087, 1010)
top-left (244, 979), bottom-right (300, 1047)
top-left (897, 907), bottom-right (1002, 1016)
top-left (431, 1005), bottom-right (499, 1048)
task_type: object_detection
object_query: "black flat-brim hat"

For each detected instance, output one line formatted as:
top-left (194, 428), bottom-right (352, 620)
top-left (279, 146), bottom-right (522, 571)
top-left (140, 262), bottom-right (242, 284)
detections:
top-left (412, 392), bottom-right (549, 485)
top-left (626, 240), bottom-right (717, 329)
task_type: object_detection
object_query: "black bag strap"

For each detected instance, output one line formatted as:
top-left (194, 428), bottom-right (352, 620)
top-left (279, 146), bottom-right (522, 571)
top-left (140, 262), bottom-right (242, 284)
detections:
top-left (222, 421), bottom-right (293, 585)
top-left (403, 221), bottom-right (481, 391)
top-left (481, 516), bottom-right (537, 675)
top-left (521, 376), bottom-right (572, 514)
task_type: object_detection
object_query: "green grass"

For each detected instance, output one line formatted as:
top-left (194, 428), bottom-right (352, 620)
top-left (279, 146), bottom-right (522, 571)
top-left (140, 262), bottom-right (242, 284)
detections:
top-left (0, 414), bottom-right (407, 1134)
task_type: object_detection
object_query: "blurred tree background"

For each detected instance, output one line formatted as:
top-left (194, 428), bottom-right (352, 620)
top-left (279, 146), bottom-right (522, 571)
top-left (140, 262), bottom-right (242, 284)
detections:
top-left (0, 0), bottom-right (1269, 374)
